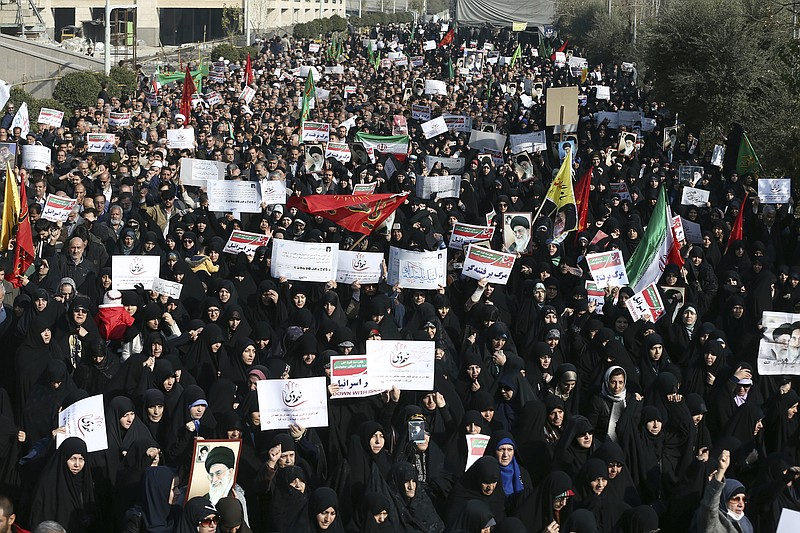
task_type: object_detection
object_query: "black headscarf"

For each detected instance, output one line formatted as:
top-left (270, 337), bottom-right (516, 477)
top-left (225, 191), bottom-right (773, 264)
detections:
top-left (445, 456), bottom-right (506, 526)
top-left (141, 466), bottom-right (178, 533)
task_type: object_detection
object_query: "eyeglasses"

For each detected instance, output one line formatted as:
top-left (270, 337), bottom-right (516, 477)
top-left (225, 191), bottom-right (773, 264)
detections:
top-left (199, 516), bottom-right (219, 526)
top-left (736, 384), bottom-right (751, 389)
top-left (608, 462), bottom-right (623, 468)
top-left (579, 431), bottom-right (593, 437)
top-left (74, 308), bottom-right (88, 314)
top-left (729, 495), bottom-right (747, 503)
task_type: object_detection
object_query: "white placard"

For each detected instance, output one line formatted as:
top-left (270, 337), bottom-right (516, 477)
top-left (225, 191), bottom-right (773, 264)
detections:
top-left (411, 104), bottom-right (432, 121)
top-left (442, 114), bottom-right (473, 132)
top-left (329, 355), bottom-right (384, 399)
top-left (425, 156), bottom-right (465, 174)
top-left (257, 377), bottom-right (328, 430)
top-left (586, 250), bottom-right (629, 288)
top-left (41, 194), bottom-right (77, 222)
top-left (465, 434), bottom-right (490, 471)
top-left (37, 107), bottom-right (64, 127)
top-left (302, 122), bottom-right (330, 143)
top-left (777, 508), bottom-right (800, 533)
top-left (223, 229), bottom-right (270, 256)
top-left (625, 282), bottom-right (666, 323)
top-left (206, 180), bottom-right (261, 213)
top-left (423, 40), bottom-right (437, 51)
top-left (416, 174), bottom-right (460, 200)
top-left (308, 42), bottom-right (320, 53)
top-left (179, 158), bottom-right (226, 186)
top-left (449, 223), bottom-right (495, 250)
top-left (239, 86), bottom-right (256, 104)
top-left (680, 186), bottom-right (710, 207)
top-left (469, 129), bottom-right (507, 152)
top-left (671, 215), bottom-right (685, 242)
top-left (461, 245), bottom-right (515, 285)
top-left (324, 65), bottom-right (345, 74)
top-left (325, 142), bottom-right (351, 162)
top-left (585, 281), bottom-right (606, 315)
top-left (424, 79), bottom-right (448, 95)
top-left (758, 178), bottom-right (791, 204)
top-left (271, 239), bottom-right (337, 282)
top-left (87, 133), bottom-right (116, 153)
top-left (108, 111), bottom-right (131, 127)
top-left (388, 246), bottom-right (446, 290)
top-left (151, 277), bottom-right (183, 298)
top-left (112, 255), bottom-right (161, 290)
top-left (260, 180), bottom-right (287, 204)
top-left (336, 250), bottom-right (383, 284)
top-left (593, 85), bottom-right (611, 100)
top-left (510, 131), bottom-right (547, 153)
top-left (421, 116), bottom-right (448, 139)
top-left (57, 394), bottom-right (108, 452)
top-left (166, 128), bottom-right (195, 150)
top-left (366, 339), bottom-right (435, 390)
top-left (21, 145), bottom-right (51, 171)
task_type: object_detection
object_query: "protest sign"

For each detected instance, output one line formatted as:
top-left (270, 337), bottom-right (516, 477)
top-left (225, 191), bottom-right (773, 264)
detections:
top-left (239, 86), bottom-right (256, 104)
top-left (424, 79), bottom-right (448, 95)
top-left (585, 281), bottom-right (605, 315)
top-left (329, 356), bottom-right (384, 399)
top-left (680, 217), bottom-right (703, 244)
top-left (423, 40), bottom-right (437, 50)
top-left (257, 377), bottom-right (328, 429)
top-left (777, 508), bottom-right (800, 533)
top-left (302, 122), bottom-right (330, 143)
top-left (461, 245), bottom-right (515, 285)
top-left (325, 142), bottom-right (351, 162)
top-left (411, 104), bottom-right (431, 121)
top-left (681, 186), bottom-right (710, 207)
top-left (609, 182), bottom-right (631, 201)
top-left (37, 107), bottom-right (64, 127)
top-left (41, 194), bottom-right (77, 222)
top-left (545, 86), bottom-right (579, 126)
top-left (757, 311), bottom-right (800, 375)
top-left (586, 250), bottom-right (629, 288)
top-left (206, 91), bottom-right (223, 106)
top-left (469, 129), bottom-right (507, 152)
top-left (388, 247), bottom-right (446, 290)
top-left (11, 102), bottom-right (29, 137)
top-left (625, 282), bottom-right (666, 323)
top-left (425, 155), bottom-right (465, 174)
top-left (392, 115), bottom-right (408, 136)
top-left (179, 158), bottom-right (226, 186)
top-left (21, 145), bottom-right (50, 171)
top-left (206, 180), bottom-right (261, 213)
top-left (678, 165), bottom-right (704, 186)
top-left (112, 255), bottom-right (160, 290)
top-left (151, 277), bottom-right (183, 299)
top-left (442, 114), bottom-right (472, 132)
top-left (593, 86), bottom-right (611, 100)
top-left (308, 42), bottom-right (321, 52)
top-left (57, 394), bottom-right (108, 452)
top-left (672, 215), bottom-right (686, 242)
top-left (324, 65), bottom-right (345, 74)
top-left (271, 240), bottom-right (337, 282)
top-left (416, 174), bottom-right (459, 200)
top-left (352, 182), bottom-right (377, 194)
top-left (421, 116), bottom-right (448, 139)
top-left (758, 178), bottom-right (791, 204)
top-left (366, 340), bottom-right (435, 390)
top-left (260, 180), bottom-right (287, 204)
top-left (108, 111), bottom-right (131, 127)
top-left (0, 143), bottom-right (16, 166)
top-left (510, 131), bottom-right (547, 154)
top-left (167, 128), bottom-right (195, 150)
top-left (465, 434), bottom-right (491, 471)
top-left (449, 223), bottom-right (495, 250)
top-left (87, 133), bottom-right (116, 153)
top-left (223, 230), bottom-right (271, 256)
top-left (336, 250), bottom-right (383, 284)
top-left (186, 440), bottom-right (241, 506)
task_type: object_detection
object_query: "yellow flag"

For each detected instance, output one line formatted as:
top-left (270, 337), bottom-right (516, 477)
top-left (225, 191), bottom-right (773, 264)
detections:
top-left (0, 162), bottom-right (19, 252)
top-left (512, 22), bottom-right (527, 32)
top-left (542, 152), bottom-right (577, 243)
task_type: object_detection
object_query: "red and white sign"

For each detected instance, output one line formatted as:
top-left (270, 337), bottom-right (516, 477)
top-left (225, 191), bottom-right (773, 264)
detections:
top-left (37, 108), bottom-right (64, 127)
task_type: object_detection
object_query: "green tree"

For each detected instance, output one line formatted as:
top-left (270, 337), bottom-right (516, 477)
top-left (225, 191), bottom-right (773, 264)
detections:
top-left (53, 71), bottom-right (101, 110)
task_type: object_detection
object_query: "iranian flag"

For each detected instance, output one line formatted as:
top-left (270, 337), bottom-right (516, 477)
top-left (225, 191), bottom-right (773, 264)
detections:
top-left (354, 132), bottom-right (410, 161)
top-left (626, 186), bottom-right (683, 293)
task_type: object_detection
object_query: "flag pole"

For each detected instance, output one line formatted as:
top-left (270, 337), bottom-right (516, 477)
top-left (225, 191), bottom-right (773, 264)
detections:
top-left (348, 233), bottom-right (368, 251)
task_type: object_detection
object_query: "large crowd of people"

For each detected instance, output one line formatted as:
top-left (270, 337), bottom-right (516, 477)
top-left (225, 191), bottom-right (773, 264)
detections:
top-left (0, 17), bottom-right (796, 533)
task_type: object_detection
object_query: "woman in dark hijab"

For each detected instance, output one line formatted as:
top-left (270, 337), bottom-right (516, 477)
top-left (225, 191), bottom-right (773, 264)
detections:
top-left (574, 458), bottom-right (630, 533)
top-left (113, 435), bottom-right (161, 527)
top-left (184, 323), bottom-right (227, 390)
top-left (554, 415), bottom-right (597, 479)
top-left (73, 337), bottom-right (120, 395)
top-left (219, 337), bottom-right (257, 397)
top-left (456, 350), bottom-right (496, 408)
top-left (14, 317), bottom-right (63, 413)
top-left (246, 280), bottom-right (290, 329)
top-left (290, 487), bottom-right (345, 533)
top-left (346, 492), bottom-right (395, 533)
top-left (765, 389), bottom-right (800, 454)
top-left (317, 290), bottom-right (349, 329)
top-left (544, 395), bottom-right (569, 451)
top-left (493, 358), bottom-right (537, 432)
top-left (267, 465), bottom-right (310, 533)
top-left (175, 496), bottom-right (217, 533)
top-left (485, 431), bottom-right (532, 514)
top-left (29, 437), bottom-right (96, 532)
top-left (447, 499), bottom-right (496, 533)
top-left (514, 470), bottom-right (574, 533)
top-left (140, 466), bottom-right (178, 533)
top-left (347, 421), bottom-right (394, 512)
top-left (444, 456), bottom-right (506, 526)
top-left (385, 461), bottom-right (445, 533)
top-left (593, 441), bottom-right (640, 507)
top-left (22, 359), bottom-right (76, 445)
top-left (748, 452), bottom-right (800, 532)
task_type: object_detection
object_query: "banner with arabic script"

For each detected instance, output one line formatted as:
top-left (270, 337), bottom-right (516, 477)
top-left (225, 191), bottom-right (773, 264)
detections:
top-left (461, 245), bottom-right (515, 285)
top-left (625, 282), bottom-right (666, 323)
top-left (256, 377), bottom-right (328, 430)
top-left (366, 340), bottom-right (435, 391)
top-left (329, 355), bottom-right (384, 399)
top-left (587, 250), bottom-right (629, 289)
top-left (388, 246), bottom-right (447, 290)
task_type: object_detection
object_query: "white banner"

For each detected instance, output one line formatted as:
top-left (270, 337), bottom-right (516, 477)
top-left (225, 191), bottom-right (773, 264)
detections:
top-left (223, 229), bottom-right (270, 256)
top-left (109, 111), bottom-right (131, 127)
top-left (416, 174), bottom-right (459, 200)
top-left (11, 102), bottom-right (29, 138)
top-left (758, 178), bottom-right (791, 204)
top-left (411, 104), bottom-right (431, 121)
top-left (421, 116), bottom-right (448, 139)
top-left (469, 129), bottom-right (507, 152)
top-left (442, 114), bottom-right (473, 132)
top-left (461, 245), bottom-right (515, 285)
top-left (37, 107), bottom-right (64, 127)
top-left (166, 128), bottom-right (195, 150)
top-left (21, 145), bottom-right (50, 171)
top-left (465, 434), bottom-right (491, 471)
top-left (257, 377), bottom-right (328, 429)
top-left (424, 79), bottom-right (448, 95)
top-left (87, 133), bottom-right (117, 153)
top-left (57, 394), bottom-right (108, 452)
top-left (586, 250), bottom-right (629, 288)
top-left (179, 158), bottom-right (226, 186)
top-left (510, 131), bottom-right (547, 154)
top-left (206, 180), bottom-right (261, 213)
top-left (758, 311), bottom-right (800, 375)
top-left (336, 250), bottom-right (383, 284)
top-left (425, 155), bottom-right (465, 174)
top-left (151, 277), bottom-right (183, 299)
top-left (326, 142), bottom-right (351, 162)
top-left (366, 339), bottom-right (435, 390)
top-left (112, 255), bottom-right (161, 290)
top-left (302, 122), bottom-right (330, 143)
top-left (388, 246), bottom-right (446, 290)
top-left (680, 186), bottom-right (710, 207)
top-left (449, 223), bottom-right (495, 250)
top-left (260, 180), bottom-right (287, 205)
top-left (271, 240), bottom-right (337, 282)
top-left (41, 194), bottom-right (77, 222)
top-left (329, 355), bottom-right (384, 399)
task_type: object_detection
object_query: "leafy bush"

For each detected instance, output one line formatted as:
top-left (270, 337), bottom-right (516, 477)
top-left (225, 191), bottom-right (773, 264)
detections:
top-left (210, 43), bottom-right (259, 63)
top-left (293, 14), bottom-right (349, 39)
top-left (109, 66), bottom-right (137, 98)
top-left (349, 12), bottom-right (412, 27)
top-left (53, 71), bottom-right (102, 110)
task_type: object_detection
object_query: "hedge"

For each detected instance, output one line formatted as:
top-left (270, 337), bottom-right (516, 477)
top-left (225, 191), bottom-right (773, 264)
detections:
top-left (210, 43), bottom-right (260, 63)
top-left (293, 15), bottom-right (349, 39)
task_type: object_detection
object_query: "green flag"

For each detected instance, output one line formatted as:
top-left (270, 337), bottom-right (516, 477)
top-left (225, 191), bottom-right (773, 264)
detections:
top-left (511, 44), bottom-right (521, 67)
top-left (367, 40), bottom-right (374, 65)
top-left (448, 57), bottom-right (454, 81)
top-left (301, 74), bottom-right (315, 127)
top-left (736, 131), bottom-right (760, 176)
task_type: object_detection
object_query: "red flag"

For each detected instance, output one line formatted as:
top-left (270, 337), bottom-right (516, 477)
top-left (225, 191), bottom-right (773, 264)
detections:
top-left (179, 66), bottom-right (196, 120)
top-left (245, 53), bottom-right (254, 85)
top-left (5, 178), bottom-right (34, 288)
top-left (438, 28), bottom-right (454, 48)
top-left (288, 193), bottom-right (409, 235)
top-left (575, 167), bottom-right (593, 235)
top-left (551, 39), bottom-right (569, 60)
top-left (726, 192), bottom-right (748, 252)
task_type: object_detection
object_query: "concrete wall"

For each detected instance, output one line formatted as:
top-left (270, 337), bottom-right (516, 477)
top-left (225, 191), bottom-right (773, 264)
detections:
top-left (0, 33), bottom-right (104, 99)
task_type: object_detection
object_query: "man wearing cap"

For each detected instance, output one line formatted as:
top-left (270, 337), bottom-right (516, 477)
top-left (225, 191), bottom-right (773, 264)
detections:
top-left (506, 215), bottom-right (531, 254)
top-left (205, 445), bottom-right (237, 505)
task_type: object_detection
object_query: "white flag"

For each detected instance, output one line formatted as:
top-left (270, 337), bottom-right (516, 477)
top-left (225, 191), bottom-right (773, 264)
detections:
top-left (11, 102), bottom-right (29, 138)
top-left (0, 80), bottom-right (10, 112)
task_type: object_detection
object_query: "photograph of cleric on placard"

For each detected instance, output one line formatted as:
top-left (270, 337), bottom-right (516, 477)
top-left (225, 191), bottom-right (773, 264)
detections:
top-left (186, 439), bottom-right (242, 506)
top-left (503, 212), bottom-right (533, 255)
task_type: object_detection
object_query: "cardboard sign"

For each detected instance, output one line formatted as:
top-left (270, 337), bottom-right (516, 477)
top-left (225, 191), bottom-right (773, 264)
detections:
top-left (329, 356), bottom-right (383, 399)
top-left (260, 180), bottom-right (287, 205)
top-left (424, 79), bottom-right (448, 95)
top-left (421, 116), bottom-right (448, 139)
top-left (388, 246), bottom-right (446, 290)
top-left (411, 104), bottom-right (431, 121)
top-left (239, 86), bottom-right (256, 104)
top-left (21, 145), bottom-right (50, 171)
top-left (302, 122), bottom-right (330, 143)
top-left (257, 377), bottom-right (328, 429)
top-left (758, 178), bottom-right (791, 204)
top-left (108, 111), bottom-right (131, 127)
top-left (416, 174), bottom-right (459, 200)
top-left (461, 245), bottom-right (515, 285)
top-left (545, 86), bottom-right (579, 126)
top-left (112, 255), bottom-right (160, 290)
top-left (442, 114), bottom-right (472, 132)
top-left (325, 142), bottom-right (351, 163)
top-left (37, 107), bottom-right (64, 127)
top-left (586, 250), bottom-right (629, 288)
top-left (87, 133), bottom-right (117, 153)
top-left (166, 128), bottom-right (195, 150)
top-left (206, 180), bottom-right (261, 213)
top-left (271, 240), bottom-right (337, 282)
top-left (425, 156), bottom-right (465, 174)
top-left (336, 250), bottom-right (383, 284)
top-left (223, 230), bottom-right (270, 257)
top-left (468, 129), bottom-right (507, 152)
top-left (449, 223), bottom-right (495, 250)
top-left (625, 282), bottom-right (666, 323)
top-left (151, 277), bottom-right (183, 298)
top-left (366, 340), bottom-right (435, 390)
top-left (681, 186), bottom-right (710, 207)
top-left (510, 131), bottom-right (547, 154)
top-left (41, 194), bottom-right (77, 222)
top-left (179, 158), bottom-right (226, 186)
top-left (57, 394), bottom-right (107, 452)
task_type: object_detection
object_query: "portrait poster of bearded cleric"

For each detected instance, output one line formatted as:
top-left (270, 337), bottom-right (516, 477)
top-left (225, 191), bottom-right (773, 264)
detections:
top-left (187, 439), bottom-right (242, 506)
